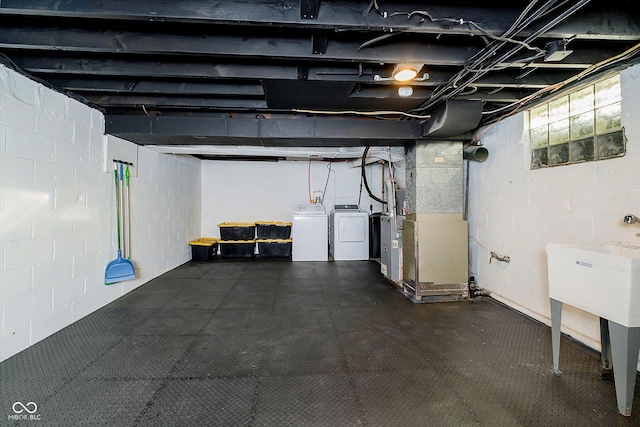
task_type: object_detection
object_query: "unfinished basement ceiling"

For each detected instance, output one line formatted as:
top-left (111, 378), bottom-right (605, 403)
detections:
top-left (0, 0), bottom-right (639, 153)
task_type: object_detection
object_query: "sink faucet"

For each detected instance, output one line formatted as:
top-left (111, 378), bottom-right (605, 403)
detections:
top-left (623, 214), bottom-right (639, 225)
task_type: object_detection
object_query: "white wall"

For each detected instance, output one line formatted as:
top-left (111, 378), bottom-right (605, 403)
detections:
top-left (0, 65), bottom-right (201, 362)
top-left (468, 63), bottom-right (640, 355)
top-left (201, 157), bottom-right (403, 238)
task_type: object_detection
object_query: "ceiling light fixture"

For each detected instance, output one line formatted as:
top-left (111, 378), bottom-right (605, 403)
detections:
top-left (397, 86), bottom-right (413, 97)
top-left (392, 63), bottom-right (424, 81)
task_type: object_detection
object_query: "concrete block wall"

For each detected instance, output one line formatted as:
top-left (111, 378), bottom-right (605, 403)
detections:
top-left (468, 63), bottom-right (640, 356)
top-left (0, 65), bottom-right (201, 362)
top-left (201, 158), bottom-right (397, 238)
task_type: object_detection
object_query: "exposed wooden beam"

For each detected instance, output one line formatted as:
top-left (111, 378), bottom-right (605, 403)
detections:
top-left (82, 94), bottom-right (267, 109)
top-left (0, 25), bottom-right (479, 65)
top-left (46, 77), bottom-right (265, 96)
top-left (1, 0), bottom-right (637, 40)
top-left (9, 55), bottom-right (301, 80)
top-left (9, 55), bottom-right (592, 92)
top-left (105, 115), bottom-right (421, 147)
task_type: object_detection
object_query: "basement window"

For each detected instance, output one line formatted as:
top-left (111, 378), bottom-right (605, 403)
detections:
top-left (529, 75), bottom-right (625, 169)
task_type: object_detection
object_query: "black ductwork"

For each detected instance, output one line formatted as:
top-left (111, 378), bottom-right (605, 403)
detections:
top-left (420, 100), bottom-right (483, 138)
top-left (463, 145), bottom-right (489, 162)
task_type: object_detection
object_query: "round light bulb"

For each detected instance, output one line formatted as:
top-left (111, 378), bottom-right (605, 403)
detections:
top-left (393, 68), bottom-right (418, 81)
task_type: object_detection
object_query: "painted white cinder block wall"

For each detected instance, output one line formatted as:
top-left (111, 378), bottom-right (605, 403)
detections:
top-left (201, 158), bottom-right (403, 238)
top-left (0, 65), bottom-right (201, 362)
top-left (468, 63), bottom-right (640, 358)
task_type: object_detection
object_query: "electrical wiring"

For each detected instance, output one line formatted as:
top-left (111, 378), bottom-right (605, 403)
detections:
top-left (307, 159), bottom-right (312, 203)
top-left (388, 10), bottom-right (545, 56)
top-left (358, 0), bottom-right (546, 81)
top-left (480, 100), bottom-right (528, 116)
top-left (561, 42), bottom-right (640, 88)
top-left (322, 162), bottom-right (334, 203)
top-left (454, 86), bottom-right (479, 96)
top-left (460, 0), bottom-right (560, 66)
top-left (325, 0), bottom-right (622, 132)
top-left (461, 52), bottom-right (546, 74)
top-left (358, 33), bottom-right (401, 51)
top-left (293, 109), bottom-right (431, 120)
top-left (473, 42), bottom-right (640, 143)
top-left (366, 0), bottom-right (387, 18)
top-left (467, 234), bottom-right (513, 269)
top-left (326, 1), bottom-right (586, 121)
top-left (358, 170), bottom-right (364, 207)
top-left (410, 0), bottom-right (588, 114)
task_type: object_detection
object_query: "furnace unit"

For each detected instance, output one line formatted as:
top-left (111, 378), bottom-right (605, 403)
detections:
top-left (380, 215), bottom-right (403, 286)
top-left (402, 214), bottom-right (469, 302)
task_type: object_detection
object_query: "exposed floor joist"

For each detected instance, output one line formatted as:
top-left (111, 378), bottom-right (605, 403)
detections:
top-left (1, 0), bottom-right (638, 149)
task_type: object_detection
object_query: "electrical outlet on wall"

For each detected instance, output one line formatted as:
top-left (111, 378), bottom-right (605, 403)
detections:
top-left (312, 182), bottom-right (324, 203)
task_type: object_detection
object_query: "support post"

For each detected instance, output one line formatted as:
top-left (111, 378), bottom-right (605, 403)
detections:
top-left (608, 322), bottom-right (640, 416)
top-left (599, 317), bottom-right (613, 370)
top-left (550, 298), bottom-right (563, 373)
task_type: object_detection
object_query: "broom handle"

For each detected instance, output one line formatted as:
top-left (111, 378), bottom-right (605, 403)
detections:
top-left (119, 164), bottom-right (126, 257)
top-left (125, 165), bottom-right (131, 259)
top-left (114, 167), bottom-right (122, 251)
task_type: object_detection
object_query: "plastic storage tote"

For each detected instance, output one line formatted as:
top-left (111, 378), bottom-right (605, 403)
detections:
top-left (218, 240), bottom-right (256, 258)
top-left (256, 239), bottom-right (292, 258)
top-left (255, 221), bottom-right (292, 239)
top-left (218, 222), bottom-right (256, 240)
top-left (189, 238), bottom-right (218, 261)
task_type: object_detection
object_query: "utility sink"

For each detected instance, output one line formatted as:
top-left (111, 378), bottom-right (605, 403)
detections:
top-left (546, 242), bottom-right (640, 327)
top-left (546, 242), bottom-right (640, 416)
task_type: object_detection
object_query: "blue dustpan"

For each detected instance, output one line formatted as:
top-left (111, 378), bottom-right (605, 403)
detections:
top-left (105, 249), bottom-right (136, 284)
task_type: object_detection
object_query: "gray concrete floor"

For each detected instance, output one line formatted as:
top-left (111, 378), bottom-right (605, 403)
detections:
top-left (1, 258), bottom-right (639, 426)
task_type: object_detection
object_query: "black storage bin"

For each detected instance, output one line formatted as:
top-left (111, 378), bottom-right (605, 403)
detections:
top-left (218, 222), bottom-right (256, 240)
top-left (189, 238), bottom-right (218, 261)
top-left (255, 221), bottom-right (292, 239)
top-left (218, 240), bottom-right (256, 258)
top-left (256, 239), bottom-right (292, 258)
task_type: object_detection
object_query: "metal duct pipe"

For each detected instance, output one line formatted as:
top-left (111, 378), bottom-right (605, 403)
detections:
top-left (420, 100), bottom-right (483, 137)
top-left (463, 146), bottom-right (489, 162)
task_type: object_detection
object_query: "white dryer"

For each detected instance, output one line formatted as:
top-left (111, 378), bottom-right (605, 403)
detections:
top-left (329, 205), bottom-right (370, 261)
top-left (292, 203), bottom-right (328, 261)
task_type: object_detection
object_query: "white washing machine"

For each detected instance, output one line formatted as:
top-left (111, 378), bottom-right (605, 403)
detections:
top-left (329, 205), bottom-right (370, 261)
top-left (292, 203), bottom-right (328, 261)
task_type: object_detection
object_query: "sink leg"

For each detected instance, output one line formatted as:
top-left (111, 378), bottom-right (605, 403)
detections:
top-left (550, 298), bottom-right (563, 373)
top-left (608, 322), bottom-right (640, 417)
top-left (599, 317), bottom-right (613, 370)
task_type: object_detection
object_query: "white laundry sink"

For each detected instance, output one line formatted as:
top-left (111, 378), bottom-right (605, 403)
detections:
top-left (546, 243), bottom-right (640, 327)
